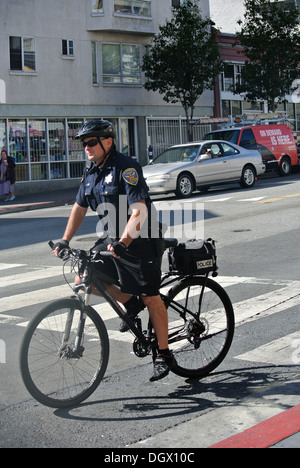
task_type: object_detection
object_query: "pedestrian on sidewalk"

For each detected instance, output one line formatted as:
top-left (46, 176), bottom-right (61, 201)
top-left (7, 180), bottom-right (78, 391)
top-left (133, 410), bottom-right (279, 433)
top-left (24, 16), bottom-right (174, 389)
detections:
top-left (0, 149), bottom-right (16, 201)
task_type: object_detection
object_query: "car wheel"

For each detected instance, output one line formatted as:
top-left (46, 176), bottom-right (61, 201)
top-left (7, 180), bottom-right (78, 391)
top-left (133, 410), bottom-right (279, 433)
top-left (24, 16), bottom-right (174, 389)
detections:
top-left (175, 173), bottom-right (194, 198)
top-left (278, 157), bottom-right (291, 176)
top-left (240, 165), bottom-right (256, 188)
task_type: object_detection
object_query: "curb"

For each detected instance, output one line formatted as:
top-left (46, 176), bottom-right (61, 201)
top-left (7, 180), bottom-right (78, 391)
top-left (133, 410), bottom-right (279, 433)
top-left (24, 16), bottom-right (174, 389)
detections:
top-left (209, 404), bottom-right (300, 448)
top-left (0, 198), bottom-right (75, 214)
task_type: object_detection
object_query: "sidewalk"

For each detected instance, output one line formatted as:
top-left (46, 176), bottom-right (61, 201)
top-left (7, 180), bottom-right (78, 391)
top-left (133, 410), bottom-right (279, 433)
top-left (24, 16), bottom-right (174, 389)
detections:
top-left (1, 188), bottom-right (299, 448)
top-left (0, 187), bottom-right (77, 214)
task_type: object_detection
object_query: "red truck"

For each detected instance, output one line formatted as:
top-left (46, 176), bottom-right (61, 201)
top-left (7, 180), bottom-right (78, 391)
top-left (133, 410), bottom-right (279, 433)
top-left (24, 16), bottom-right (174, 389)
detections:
top-left (205, 123), bottom-right (299, 176)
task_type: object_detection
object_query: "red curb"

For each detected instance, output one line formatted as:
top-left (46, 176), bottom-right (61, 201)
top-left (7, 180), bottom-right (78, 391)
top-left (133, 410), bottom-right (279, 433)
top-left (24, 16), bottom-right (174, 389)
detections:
top-left (209, 404), bottom-right (300, 448)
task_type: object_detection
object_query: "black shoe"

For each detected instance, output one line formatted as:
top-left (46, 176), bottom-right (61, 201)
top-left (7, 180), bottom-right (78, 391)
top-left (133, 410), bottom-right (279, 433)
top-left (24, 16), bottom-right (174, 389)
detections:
top-left (149, 351), bottom-right (176, 382)
top-left (119, 297), bottom-right (145, 333)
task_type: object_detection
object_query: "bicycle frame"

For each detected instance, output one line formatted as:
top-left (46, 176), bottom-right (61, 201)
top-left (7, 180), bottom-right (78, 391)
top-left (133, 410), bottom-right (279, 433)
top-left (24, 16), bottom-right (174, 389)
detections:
top-left (54, 241), bottom-right (211, 359)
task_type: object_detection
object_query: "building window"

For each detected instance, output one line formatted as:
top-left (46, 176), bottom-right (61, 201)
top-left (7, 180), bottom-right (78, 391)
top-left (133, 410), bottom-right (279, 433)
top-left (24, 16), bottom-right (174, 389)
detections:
top-left (2, 117), bottom-right (138, 182)
top-left (8, 119), bottom-right (29, 181)
top-left (102, 43), bottom-right (141, 85)
top-left (9, 37), bottom-right (36, 72)
top-left (91, 42), bottom-right (99, 84)
top-left (62, 39), bottom-right (74, 57)
top-left (91, 0), bottom-right (104, 14)
top-left (221, 64), bottom-right (244, 92)
top-left (0, 120), bottom-right (6, 150)
top-left (172, 0), bottom-right (188, 7)
top-left (114, 0), bottom-right (151, 17)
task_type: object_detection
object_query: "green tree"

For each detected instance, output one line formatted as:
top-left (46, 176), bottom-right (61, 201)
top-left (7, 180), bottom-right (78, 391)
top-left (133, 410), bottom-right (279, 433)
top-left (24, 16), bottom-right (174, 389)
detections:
top-left (236, 0), bottom-right (300, 112)
top-left (142, 1), bottom-right (222, 141)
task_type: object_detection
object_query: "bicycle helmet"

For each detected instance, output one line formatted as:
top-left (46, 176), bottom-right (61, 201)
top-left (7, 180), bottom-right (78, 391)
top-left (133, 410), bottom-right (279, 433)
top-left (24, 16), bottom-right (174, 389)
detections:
top-left (75, 120), bottom-right (116, 140)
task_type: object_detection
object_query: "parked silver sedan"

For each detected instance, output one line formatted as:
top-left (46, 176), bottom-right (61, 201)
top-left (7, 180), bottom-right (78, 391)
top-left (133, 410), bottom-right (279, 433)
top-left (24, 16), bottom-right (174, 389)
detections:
top-left (143, 140), bottom-right (266, 198)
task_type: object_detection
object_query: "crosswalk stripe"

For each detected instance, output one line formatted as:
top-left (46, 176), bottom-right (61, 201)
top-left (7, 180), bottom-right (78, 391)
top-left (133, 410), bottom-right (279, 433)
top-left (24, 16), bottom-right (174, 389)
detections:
top-left (235, 331), bottom-right (300, 365)
top-left (0, 263), bottom-right (26, 271)
top-left (1, 264), bottom-right (299, 354)
top-left (232, 284), bottom-right (300, 325)
top-left (0, 314), bottom-right (24, 324)
top-left (0, 266), bottom-right (62, 288)
top-left (0, 284), bottom-right (71, 313)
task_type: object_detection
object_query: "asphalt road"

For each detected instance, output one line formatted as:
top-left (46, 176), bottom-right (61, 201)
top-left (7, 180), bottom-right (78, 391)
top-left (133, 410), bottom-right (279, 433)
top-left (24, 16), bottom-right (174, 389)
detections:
top-left (0, 172), bottom-right (299, 448)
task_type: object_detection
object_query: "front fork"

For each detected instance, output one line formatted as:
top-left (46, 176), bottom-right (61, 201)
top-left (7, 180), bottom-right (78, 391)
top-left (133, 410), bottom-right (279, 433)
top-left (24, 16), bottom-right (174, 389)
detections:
top-left (60, 283), bottom-right (92, 359)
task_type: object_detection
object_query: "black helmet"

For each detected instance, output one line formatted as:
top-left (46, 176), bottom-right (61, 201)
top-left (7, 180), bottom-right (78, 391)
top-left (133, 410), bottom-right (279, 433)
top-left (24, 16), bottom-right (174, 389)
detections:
top-left (75, 119), bottom-right (116, 140)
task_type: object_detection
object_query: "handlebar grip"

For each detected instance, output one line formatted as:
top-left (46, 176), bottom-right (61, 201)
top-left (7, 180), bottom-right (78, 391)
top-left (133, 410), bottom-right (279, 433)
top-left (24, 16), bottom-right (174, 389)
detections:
top-left (99, 251), bottom-right (114, 257)
top-left (48, 241), bottom-right (54, 249)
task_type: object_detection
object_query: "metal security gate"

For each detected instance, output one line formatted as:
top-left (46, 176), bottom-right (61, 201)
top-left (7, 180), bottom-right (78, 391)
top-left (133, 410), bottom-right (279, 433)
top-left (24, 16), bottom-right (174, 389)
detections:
top-left (146, 117), bottom-right (213, 159)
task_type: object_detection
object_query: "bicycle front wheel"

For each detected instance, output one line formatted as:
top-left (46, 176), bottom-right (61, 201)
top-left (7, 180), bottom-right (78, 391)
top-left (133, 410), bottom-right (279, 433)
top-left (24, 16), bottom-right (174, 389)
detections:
top-left (166, 276), bottom-right (234, 379)
top-left (20, 299), bottom-right (109, 408)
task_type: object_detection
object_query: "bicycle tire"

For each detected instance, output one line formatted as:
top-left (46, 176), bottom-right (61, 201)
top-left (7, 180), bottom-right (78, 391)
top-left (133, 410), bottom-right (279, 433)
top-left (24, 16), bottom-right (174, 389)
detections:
top-left (165, 276), bottom-right (234, 379)
top-left (20, 298), bottom-right (109, 409)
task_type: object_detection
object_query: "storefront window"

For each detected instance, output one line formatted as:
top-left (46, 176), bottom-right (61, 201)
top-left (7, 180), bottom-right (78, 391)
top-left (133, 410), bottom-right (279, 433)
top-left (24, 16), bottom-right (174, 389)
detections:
top-left (8, 119), bottom-right (29, 181)
top-left (68, 119), bottom-right (85, 179)
top-left (51, 162), bottom-right (67, 180)
top-left (1, 116), bottom-right (137, 182)
top-left (120, 118), bottom-right (136, 157)
top-left (0, 120), bottom-right (6, 150)
top-left (49, 119), bottom-right (67, 179)
top-left (29, 120), bottom-right (47, 162)
top-left (67, 119), bottom-right (84, 160)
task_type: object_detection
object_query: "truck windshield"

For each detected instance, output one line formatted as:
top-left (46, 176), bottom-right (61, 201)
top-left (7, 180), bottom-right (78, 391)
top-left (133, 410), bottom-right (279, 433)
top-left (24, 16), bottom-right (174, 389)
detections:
top-left (205, 130), bottom-right (240, 145)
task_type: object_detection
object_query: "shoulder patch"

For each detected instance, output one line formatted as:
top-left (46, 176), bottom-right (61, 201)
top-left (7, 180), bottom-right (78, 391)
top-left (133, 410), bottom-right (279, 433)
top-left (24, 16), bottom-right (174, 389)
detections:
top-left (122, 168), bottom-right (139, 186)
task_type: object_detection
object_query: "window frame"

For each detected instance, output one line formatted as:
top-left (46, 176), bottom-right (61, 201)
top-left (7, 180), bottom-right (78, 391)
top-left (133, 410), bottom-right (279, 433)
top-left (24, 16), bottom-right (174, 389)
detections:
top-left (91, 41), bottom-right (99, 85)
top-left (9, 36), bottom-right (36, 73)
top-left (102, 42), bottom-right (142, 86)
top-left (62, 39), bottom-right (74, 58)
top-left (114, 0), bottom-right (152, 18)
top-left (91, 0), bottom-right (104, 15)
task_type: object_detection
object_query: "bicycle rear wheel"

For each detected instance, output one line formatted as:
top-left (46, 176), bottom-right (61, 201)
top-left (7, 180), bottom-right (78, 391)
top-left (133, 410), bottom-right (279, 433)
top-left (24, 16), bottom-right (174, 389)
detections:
top-left (165, 276), bottom-right (234, 378)
top-left (20, 298), bottom-right (109, 408)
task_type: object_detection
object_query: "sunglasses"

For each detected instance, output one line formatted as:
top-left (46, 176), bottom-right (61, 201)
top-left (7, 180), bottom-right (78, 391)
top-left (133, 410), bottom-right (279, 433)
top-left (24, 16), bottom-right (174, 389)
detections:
top-left (82, 138), bottom-right (100, 149)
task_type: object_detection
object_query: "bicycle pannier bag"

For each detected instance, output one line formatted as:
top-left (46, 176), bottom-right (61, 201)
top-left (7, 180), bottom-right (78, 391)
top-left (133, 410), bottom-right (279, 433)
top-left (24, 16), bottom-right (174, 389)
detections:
top-left (170, 238), bottom-right (217, 275)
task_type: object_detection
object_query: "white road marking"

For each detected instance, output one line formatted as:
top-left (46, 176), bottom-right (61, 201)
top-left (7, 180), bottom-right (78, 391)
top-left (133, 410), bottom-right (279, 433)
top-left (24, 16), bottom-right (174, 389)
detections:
top-left (235, 331), bottom-right (300, 365)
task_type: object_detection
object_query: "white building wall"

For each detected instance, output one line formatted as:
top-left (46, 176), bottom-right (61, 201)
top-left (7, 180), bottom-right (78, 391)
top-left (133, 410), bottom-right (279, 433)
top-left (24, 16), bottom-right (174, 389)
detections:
top-left (0, 0), bottom-right (212, 112)
top-left (0, 0), bottom-right (214, 190)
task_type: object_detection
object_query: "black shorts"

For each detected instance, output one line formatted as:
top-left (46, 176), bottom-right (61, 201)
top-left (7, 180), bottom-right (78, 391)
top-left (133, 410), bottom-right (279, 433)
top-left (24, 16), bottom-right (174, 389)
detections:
top-left (91, 238), bottom-right (163, 297)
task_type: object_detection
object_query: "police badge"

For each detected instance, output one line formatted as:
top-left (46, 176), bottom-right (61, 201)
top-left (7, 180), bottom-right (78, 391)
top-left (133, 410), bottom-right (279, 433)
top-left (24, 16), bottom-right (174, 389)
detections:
top-left (122, 168), bottom-right (139, 186)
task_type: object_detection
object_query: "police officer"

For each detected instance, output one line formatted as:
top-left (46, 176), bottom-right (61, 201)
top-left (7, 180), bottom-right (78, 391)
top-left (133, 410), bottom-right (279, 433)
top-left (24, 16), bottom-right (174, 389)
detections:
top-left (52, 120), bottom-right (176, 382)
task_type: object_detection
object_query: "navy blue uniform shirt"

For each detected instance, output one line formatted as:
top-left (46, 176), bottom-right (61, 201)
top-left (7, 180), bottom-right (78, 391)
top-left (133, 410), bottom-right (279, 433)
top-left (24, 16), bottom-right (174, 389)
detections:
top-left (76, 148), bottom-right (161, 245)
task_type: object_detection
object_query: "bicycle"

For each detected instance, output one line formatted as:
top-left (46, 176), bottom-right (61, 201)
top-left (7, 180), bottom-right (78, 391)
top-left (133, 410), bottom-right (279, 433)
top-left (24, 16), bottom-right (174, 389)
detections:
top-left (20, 238), bottom-right (235, 409)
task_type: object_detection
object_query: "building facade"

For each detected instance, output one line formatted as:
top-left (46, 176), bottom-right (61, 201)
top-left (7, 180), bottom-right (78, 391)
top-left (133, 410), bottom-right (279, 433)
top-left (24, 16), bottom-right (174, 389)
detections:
top-left (0, 0), bottom-right (213, 193)
top-left (210, 0), bottom-right (300, 128)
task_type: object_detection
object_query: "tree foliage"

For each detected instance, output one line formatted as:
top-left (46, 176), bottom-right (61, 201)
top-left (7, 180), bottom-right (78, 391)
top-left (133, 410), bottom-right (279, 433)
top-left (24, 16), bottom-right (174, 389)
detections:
top-left (236, 0), bottom-right (300, 112)
top-left (142, 1), bottom-right (222, 141)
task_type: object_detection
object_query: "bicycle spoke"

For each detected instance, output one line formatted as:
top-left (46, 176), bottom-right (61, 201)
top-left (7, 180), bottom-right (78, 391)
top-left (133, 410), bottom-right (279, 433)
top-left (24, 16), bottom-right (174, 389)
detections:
top-left (20, 299), bottom-right (109, 408)
top-left (166, 277), bottom-right (234, 378)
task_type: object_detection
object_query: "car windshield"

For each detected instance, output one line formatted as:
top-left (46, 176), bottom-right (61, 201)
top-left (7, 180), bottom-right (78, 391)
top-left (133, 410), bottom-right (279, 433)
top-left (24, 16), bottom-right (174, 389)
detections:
top-left (205, 130), bottom-right (240, 145)
top-left (151, 145), bottom-right (200, 164)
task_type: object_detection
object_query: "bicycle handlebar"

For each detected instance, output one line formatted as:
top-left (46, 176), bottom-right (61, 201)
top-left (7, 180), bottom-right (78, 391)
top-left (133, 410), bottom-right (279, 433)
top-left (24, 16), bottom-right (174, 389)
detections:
top-left (48, 240), bottom-right (113, 260)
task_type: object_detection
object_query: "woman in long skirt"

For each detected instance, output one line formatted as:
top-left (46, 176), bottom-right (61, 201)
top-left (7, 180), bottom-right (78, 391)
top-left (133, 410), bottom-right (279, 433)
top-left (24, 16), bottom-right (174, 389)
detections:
top-left (0, 149), bottom-right (16, 201)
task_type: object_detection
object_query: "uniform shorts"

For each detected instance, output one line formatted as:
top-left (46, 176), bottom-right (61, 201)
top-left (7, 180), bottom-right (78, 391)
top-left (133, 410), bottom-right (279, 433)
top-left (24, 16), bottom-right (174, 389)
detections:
top-left (91, 238), bottom-right (163, 297)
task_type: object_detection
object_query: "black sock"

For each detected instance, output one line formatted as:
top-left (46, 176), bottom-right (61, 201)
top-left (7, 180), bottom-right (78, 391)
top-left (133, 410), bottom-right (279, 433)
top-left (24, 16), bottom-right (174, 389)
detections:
top-left (158, 348), bottom-right (171, 356)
